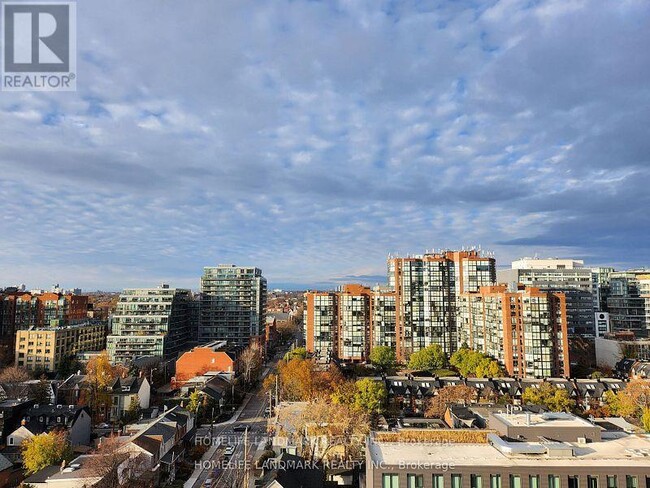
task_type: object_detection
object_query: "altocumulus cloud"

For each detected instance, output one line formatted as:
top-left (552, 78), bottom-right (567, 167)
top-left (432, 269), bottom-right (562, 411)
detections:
top-left (0, 0), bottom-right (649, 290)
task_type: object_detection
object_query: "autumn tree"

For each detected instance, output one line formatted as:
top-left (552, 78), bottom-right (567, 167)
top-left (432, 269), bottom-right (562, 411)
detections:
top-left (277, 358), bottom-right (317, 401)
top-left (604, 379), bottom-right (650, 419)
top-left (86, 351), bottom-right (128, 423)
top-left (22, 431), bottom-right (72, 475)
top-left (369, 346), bottom-right (397, 373)
top-left (408, 344), bottom-right (447, 371)
top-left (301, 398), bottom-right (370, 463)
top-left (425, 385), bottom-right (476, 418)
top-left (521, 382), bottom-right (574, 412)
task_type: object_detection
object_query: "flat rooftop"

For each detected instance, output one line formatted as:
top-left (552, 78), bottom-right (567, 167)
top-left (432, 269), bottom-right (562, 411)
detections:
top-left (492, 412), bottom-right (594, 429)
top-left (368, 433), bottom-right (650, 468)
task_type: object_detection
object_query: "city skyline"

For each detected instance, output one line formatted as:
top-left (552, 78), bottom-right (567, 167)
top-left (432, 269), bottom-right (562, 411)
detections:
top-left (1, 0), bottom-right (649, 291)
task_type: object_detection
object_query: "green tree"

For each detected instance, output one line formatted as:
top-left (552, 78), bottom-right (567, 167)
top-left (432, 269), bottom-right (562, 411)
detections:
top-left (475, 358), bottom-right (503, 378)
top-left (123, 395), bottom-right (141, 423)
top-left (408, 344), bottom-right (447, 371)
top-left (369, 346), bottom-right (397, 373)
top-left (283, 347), bottom-right (307, 361)
top-left (22, 431), bottom-right (72, 475)
top-left (187, 391), bottom-right (201, 415)
top-left (353, 378), bottom-right (387, 414)
top-left (521, 382), bottom-right (574, 412)
top-left (450, 348), bottom-right (502, 378)
top-left (642, 407), bottom-right (650, 432)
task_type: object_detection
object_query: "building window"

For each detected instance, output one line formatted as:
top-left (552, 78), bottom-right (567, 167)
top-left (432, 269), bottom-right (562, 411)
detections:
top-left (452, 474), bottom-right (462, 488)
top-left (471, 475), bottom-right (483, 488)
top-left (8, 438), bottom-right (13, 446)
top-left (529, 476), bottom-right (540, 488)
top-left (510, 475), bottom-right (521, 488)
top-left (626, 477), bottom-right (638, 488)
top-left (407, 474), bottom-right (424, 488)
top-left (383, 474), bottom-right (399, 488)
top-left (491, 475), bottom-right (502, 488)
top-left (433, 475), bottom-right (444, 488)
top-left (568, 477), bottom-right (579, 488)
top-left (549, 476), bottom-right (561, 488)
top-left (607, 476), bottom-right (617, 488)
top-left (588, 477), bottom-right (598, 488)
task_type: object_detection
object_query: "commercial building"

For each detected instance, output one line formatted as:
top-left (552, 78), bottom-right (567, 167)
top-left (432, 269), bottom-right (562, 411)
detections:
top-left (199, 265), bottom-right (266, 346)
top-left (14, 322), bottom-right (105, 372)
top-left (458, 285), bottom-right (570, 378)
top-left (106, 285), bottom-right (191, 364)
top-left (498, 258), bottom-right (597, 336)
top-left (366, 412), bottom-right (650, 488)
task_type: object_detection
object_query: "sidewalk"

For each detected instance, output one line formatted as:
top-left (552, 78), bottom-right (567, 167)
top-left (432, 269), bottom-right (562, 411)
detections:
top-left (184, 440), bottom-right (220, 488)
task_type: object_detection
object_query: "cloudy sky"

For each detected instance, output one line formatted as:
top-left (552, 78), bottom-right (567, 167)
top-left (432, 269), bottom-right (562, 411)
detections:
top-left (1, 0), bottom-right (649, 291)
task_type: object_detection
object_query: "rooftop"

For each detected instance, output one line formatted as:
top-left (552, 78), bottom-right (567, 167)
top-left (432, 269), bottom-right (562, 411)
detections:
top-left (368, 432), bottom-right (650, 467)
top-left (491, 411), bottom-right (594, 429)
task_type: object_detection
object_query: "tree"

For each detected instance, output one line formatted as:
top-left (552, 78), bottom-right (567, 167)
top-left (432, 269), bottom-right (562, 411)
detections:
top-left (604, 379), bottom-right (650, 418)
top-left (86, 351), bottom-right (127, 423)
top-left (331, 380), bottom-right (357, 406)
top-left (408, 345), bottom-right (447, 371)
top-left (123, 396), bottom-right (141, 423)
top-left (187, 391), bottom-right (201, 415)
top-left (33, 375), bottom-right (51, 405)
top-left (425, 385), bottom-right (476, 418)
top-left (353, 378), bottom-right (387, 414)
top-left (277, 358), bottom-right (317, 401)
top-left (475, 358), bottom-right (503, 378)
top-left (283, 347), bottom-right (307, 361)
top-left (240, 343), bottom-right (263, 385)
top-left (369, 346), bottom-right (396, 373)
top-left (22, 431), bottom-right (72, 475)
top-left (521, 382), bottom-right (574, 412)
top-left (642, 407), bottom-right (650, 432)
top-left (85, 436), bottom-right (148, 488)
top-left (450, 348), bottom-right (502, 378)
top-left (0, 366), bottom-right (31, 398)
top-left (301, 398), bottom-right (370, 463)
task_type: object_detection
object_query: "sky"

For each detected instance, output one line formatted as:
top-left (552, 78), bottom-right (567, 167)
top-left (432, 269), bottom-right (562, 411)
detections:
top-left (1, 0), bottom-right (649, 292)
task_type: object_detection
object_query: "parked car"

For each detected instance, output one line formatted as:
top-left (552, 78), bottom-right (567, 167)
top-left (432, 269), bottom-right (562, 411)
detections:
top-left (223, 445), bottom-right (235, 456)
top-left (97, 423), bottom-right (110, 429)
top-left (203, 478), bottom-right (213, 487)
top-left (233, 425), bottom-right (247, 432)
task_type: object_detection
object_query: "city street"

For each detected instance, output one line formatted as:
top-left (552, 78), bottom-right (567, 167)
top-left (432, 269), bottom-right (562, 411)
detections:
top-left (189, 350), bottom-right (285, 488)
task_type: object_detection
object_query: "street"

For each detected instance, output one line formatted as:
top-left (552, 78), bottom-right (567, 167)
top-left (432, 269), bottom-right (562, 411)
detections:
top-left (189, 351), bottom-right (284, 488)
